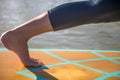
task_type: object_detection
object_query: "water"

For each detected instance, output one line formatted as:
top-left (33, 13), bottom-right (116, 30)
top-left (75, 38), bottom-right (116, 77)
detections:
top-left (0, 0), bottom-right (120, 50)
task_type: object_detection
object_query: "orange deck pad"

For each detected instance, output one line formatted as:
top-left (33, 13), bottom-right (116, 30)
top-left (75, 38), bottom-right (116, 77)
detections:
top-left (0, 49), bottom-right (120, 80)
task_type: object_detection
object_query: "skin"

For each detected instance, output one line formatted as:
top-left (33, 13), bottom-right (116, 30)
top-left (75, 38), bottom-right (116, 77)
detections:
top-left (0, 12), bottom-right (54, 67)
top-left (1, 1), bottom-right (119, 67)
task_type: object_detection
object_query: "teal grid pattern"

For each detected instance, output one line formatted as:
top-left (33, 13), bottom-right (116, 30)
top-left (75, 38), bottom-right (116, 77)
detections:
top-left (0, 48), bottom-right (120, 80)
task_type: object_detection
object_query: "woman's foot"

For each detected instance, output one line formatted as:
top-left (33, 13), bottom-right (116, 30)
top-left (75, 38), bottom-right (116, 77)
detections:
top-left (24, 58), bottom-right (44, 67)
top-left (0, 30), bottom-right (44, 67)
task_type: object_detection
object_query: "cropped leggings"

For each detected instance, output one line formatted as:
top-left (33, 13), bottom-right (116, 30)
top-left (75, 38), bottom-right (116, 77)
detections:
top-left (48, 0), bottom-right (120, 31)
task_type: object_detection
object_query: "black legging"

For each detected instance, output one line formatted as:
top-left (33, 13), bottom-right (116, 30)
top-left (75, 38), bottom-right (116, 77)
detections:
top-left (48, 0), bottom-right (120, 31)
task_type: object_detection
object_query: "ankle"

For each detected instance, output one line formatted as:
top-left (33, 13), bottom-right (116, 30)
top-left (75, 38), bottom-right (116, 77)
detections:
top-left (1, 30), bottom-right (28, 44)
top-left (11, 30), bottom-right (29, 41)
top-left (0, 30), bottom-right (13, 41)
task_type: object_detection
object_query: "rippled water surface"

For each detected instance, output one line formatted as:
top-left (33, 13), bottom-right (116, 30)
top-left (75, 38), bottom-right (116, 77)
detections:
top-left (0, 0), bottom-right (120, 50)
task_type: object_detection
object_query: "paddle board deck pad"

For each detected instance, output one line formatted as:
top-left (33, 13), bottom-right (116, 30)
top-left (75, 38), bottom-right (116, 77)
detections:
top-left (0, 48), bottom-right (120, 80)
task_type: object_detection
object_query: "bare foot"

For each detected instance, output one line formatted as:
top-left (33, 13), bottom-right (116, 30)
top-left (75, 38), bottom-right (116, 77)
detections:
top-left (0, 31), bottom-right (44, 67)
top-left (25, 58), bottom-right (44, 67)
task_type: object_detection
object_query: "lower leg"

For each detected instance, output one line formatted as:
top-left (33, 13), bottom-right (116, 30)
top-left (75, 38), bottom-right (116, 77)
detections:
top-left (0, 12), bottom-right (53, 67)
top-left (1, 0), bottom-right (120, 67)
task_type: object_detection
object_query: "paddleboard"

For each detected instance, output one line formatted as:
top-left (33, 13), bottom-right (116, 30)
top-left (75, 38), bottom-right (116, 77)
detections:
top-left (0, 48), bottom-right (120, 80)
